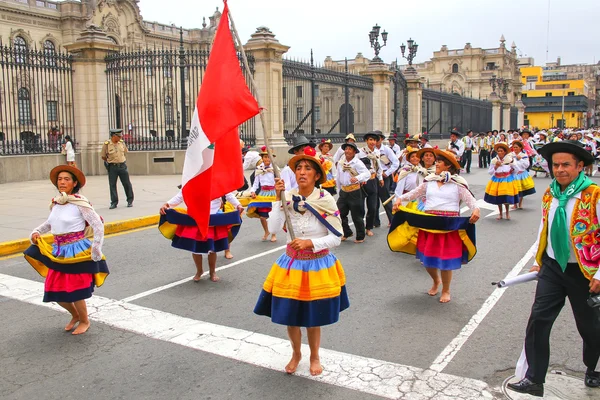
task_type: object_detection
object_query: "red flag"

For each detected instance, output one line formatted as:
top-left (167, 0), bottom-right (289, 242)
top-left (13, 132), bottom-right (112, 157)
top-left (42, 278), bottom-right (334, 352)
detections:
top-left (181, 0), bottom-right (259, 237)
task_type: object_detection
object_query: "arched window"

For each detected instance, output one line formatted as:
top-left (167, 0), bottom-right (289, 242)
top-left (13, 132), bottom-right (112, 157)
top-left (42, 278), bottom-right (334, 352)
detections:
top-left (164, 96), bottom-right (173, 125)
top-left (18, 88), bottom-right (32, 125)
top-left (44, 40), bottom-right (56, 66)
top-left (14, 36), bottom-right (27, 64)
top-left (452, 63), bottom-right (459, 73)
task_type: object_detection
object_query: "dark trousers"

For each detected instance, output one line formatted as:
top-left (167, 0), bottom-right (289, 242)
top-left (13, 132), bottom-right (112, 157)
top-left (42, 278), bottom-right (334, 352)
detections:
top-left (337, 189), bottom-right (365, 240)
top-left (374, 176), bottom-right (393, 226)
top-left (362, 179), bottom-right (379, 230)
top-left (461, 149), bottom-right (472, 172)
top-left (108, 163), bottom-right (134, 206)
top-left (524, 254), bottom-right (600, 383)
top-left (478, 150), bottom-right (489, 168)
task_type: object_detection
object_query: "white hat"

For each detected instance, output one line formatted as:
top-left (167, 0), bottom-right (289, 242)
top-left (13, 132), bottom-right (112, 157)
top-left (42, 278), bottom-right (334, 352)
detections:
top-left (586, 132), bottom-right (594, 139)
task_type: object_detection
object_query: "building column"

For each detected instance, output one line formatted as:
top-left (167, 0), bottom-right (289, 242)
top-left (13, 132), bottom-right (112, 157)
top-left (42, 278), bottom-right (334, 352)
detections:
top-left (361, 62), bottom-right (394, 133)
top-left (515, 99), bottom-right (525, 128)
top-left (244, 27), bottom-right (290, 161)
top-left (405, 71), bottom-right (423, 135)
top-left (502, 99), bottom-right (511, 130)
top-left (64, 27), bottom-right (121, 176)
top-left (491, 95), bottom-right (502, 131)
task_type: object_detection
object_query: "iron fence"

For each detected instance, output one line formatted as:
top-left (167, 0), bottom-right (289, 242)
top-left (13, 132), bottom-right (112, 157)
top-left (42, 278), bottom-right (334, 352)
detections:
top-left (282, 53), bottom-right (373, 137)
top-left (390, 64), bottom-right (408, 134)
top-left (509, 106), bottom-right (518, 130)
top-left (0, 43), bottom-right (75, 155)
top-left (421, 89), bottom-right (492, 139)
top-left (105, 32), bottom-right (256, 151)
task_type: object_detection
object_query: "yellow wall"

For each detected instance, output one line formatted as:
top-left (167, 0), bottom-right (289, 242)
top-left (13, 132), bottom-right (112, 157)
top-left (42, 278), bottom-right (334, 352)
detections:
top-left (520, 66), bottom-right (588, 97)
top-left (524, 111), bottom-right (586, 130)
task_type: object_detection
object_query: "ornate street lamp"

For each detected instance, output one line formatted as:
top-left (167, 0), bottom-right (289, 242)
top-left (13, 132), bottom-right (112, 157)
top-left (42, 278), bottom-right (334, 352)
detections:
top-left (489, 75), bottom-right (498, 94)
top-left (400, 37), bottom-right (418, 66)
top-left (369, 23), bottom-right (387, 63)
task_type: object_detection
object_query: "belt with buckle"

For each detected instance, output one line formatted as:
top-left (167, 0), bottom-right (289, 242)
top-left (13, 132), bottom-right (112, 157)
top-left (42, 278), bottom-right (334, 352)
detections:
top-left (341, 183), bottom-right (361, 192)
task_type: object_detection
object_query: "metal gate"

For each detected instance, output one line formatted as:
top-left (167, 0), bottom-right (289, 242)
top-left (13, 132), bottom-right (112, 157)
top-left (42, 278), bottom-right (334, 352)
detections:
top-left (282, 52), bottom-right (373, 143)
top-left (509, 106), bottom-right (518, 130)
top-left (0, 42), bottom-right (75, 155)
top-left (390, 63), bottom-right (408, 134)
top-left (421, 89), bottom-right (492, 138)
top-left (105, 32), bottom-right (257, 150)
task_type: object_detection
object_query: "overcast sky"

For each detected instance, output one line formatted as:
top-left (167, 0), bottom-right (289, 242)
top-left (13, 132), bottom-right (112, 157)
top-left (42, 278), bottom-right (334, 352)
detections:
top-left (133, 0), bottom-right (598, 66)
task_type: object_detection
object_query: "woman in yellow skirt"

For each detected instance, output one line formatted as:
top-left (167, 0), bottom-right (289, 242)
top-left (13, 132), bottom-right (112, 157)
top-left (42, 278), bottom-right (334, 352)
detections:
top-left (510, 140), bottom-right (536, 210)
top-left (484, 142), bottom-right (520, 220)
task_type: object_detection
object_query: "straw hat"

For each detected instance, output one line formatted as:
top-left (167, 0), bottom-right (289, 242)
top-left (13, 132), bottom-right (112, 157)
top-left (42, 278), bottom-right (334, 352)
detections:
top-left (432, 148), bottom-right (461, 171)
top-left (318, 139), bottom-right (333, 151)
top-left (494, 142), bottom-right (510, 154)
top-left (417, 147), bottom-right (436, 159)
top-left (345, 133), bottom-right (356, 142)
top-left (287, 146), bottom-right (327, 185)
top-left (49, 165), bottom-right (86, 189)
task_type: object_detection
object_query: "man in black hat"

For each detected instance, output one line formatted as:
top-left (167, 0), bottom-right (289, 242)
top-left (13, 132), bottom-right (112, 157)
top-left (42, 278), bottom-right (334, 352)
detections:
top-left (101, 129), bottom-right (134, 209)
top-left (334, 133), bottom-right (356, 164)
top-left (507, 140), bottom-right (600, 397)
top-left (281, 135), bottom-right (316, 190)
top-left (477, 132), bottom-right (490, 168)
top-left (336, 142), bottom-right (371, 243)
top-left (460, 130), bottom-right (474, 173)
top-left (374, 132), bottom-right (398, 226)
top-left (388, 134), bottom-right (401, 156)
top-left (447, 129), bottom-right (465, 164)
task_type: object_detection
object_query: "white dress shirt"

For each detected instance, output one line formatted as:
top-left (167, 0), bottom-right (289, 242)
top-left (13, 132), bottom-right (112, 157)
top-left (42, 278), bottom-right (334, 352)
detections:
top-left (448, 139), bottom-right (465, 158)
top-left (333, 146), bottom-right (345, 164)
top-left (336, 155), bottom-right (371, 187)
top-left (252, 169), bottom-right (276, 193)
top-left (279, 165), bottom-right (297, 190)
top-left (377, 144), bottom-right (400, 177)
top-left (358, 146), bottom-right (383, 180)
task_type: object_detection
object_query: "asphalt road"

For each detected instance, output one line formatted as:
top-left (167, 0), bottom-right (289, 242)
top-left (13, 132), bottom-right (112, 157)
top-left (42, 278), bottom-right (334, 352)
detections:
top-left (1, 167), bottom-right (597, 400)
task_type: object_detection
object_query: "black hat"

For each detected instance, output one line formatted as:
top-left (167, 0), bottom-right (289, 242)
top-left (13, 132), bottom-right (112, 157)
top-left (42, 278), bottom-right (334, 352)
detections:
top-left (341, 142), bottom-right (359, 153)
top-left (538, 140), bottom-right (595, 166)
top-left (520, 129), bottom-right (532, 137)
top-left (376, 130), bottom-right (386, 140)
top-left (110, 128), bottom-right (123, 136)
top-left (241, 146), bottom-right (249, 154)
top-left (478, 132), bottom-right (485, 136)
top-left (449, 128), bottom-right (462, 137)
top-left (388, 133), bottom-right (399, 141)
top-left (363, 131), bottom-right (380, 141)
top-left (420, 134), bottom-right (430, 141)
top-left (288, 135), bottom-right (316, 154)
top-left (360, 157), bottom-right (371, 168)
top-left (466, 129), bottom-right (473, 134)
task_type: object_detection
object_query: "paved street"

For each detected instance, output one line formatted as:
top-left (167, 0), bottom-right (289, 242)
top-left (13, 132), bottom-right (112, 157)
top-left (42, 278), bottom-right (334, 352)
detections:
top-left (1, 167), bottom-right (599, 399)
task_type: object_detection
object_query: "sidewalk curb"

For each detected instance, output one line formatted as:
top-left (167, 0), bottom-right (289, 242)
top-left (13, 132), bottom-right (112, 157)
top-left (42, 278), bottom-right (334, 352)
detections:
top-left (0, 215), bottom-right (159, 257)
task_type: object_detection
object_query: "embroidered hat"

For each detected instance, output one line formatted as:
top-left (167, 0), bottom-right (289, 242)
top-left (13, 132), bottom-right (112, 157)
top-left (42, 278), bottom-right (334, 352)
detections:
top-left (538, 140), bottom-right (595, 166)
top-left (288, 146), bottom-right (327, 185)
top-left (259, 145), bottom-right (276, 156)
top-left (50, 165), bottom-right (86, 189)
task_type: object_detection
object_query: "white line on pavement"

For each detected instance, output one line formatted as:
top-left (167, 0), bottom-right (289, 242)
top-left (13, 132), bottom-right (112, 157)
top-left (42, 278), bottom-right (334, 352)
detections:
top-left (121, 211), bottom-right (387, 303)
top-left (428, 242), bottom-right (537, 373)
top-left (0, 273), bottom-right (495, 399)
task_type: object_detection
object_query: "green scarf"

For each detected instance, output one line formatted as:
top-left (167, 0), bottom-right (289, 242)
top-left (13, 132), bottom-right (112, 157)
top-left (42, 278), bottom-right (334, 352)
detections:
top-left (549, 172), bottom-right (593, 271)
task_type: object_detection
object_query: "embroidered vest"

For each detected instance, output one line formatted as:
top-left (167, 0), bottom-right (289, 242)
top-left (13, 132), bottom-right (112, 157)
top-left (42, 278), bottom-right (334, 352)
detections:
top-left (535, 186), bottom-right (600, 280)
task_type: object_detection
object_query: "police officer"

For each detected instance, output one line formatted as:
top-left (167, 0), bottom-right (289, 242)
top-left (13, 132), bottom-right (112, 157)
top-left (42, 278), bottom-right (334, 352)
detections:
top-left (101, 129), bottom-right (134, 209)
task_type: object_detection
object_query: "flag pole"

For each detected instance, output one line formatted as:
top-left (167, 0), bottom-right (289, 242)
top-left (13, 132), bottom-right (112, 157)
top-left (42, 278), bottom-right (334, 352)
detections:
top-left (228, 5), bottom-right (296, 240)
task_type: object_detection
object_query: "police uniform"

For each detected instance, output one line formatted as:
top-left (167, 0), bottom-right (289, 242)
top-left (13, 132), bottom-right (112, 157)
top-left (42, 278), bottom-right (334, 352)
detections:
top-left (101, 129), bottom-right (134, 208)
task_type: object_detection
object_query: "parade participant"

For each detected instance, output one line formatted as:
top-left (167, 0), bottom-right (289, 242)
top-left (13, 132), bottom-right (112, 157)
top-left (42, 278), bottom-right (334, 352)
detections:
top-left (24, 165), bottom-right (108, 335)
top-left (389, 149), bottom-right (479, 303)
top-left (358, 131), bottom-right (390, 233)
top-left (393, 146), bottom-right (425, 210)
top-left (510, 141), bottom-right (536, 210)
top-left (62, 135), bottom-right (76, 168)
top-left (254, 146), bottom-right (349, 376)
top-left (490, 130), bottom-right (499, 159)
top-left (507, 140), bottom-right (600, 397)
top-left (447, 129), bottom-right (465, 163)
top-left (377, 131), bottom-right (400, 195)
top-left (388, 133), bottom-right (401, 156)
top-left (101, 129), bottom-right (134, 209)
top-left (498, 132), bottom-right (508, 143)
top-left (242, 146), bottom-right (261, 186)
top-left (336, 142), bottom-right (370, 242)
top-left (477, 132), bottom-right (490, 168)
top-left (318, 139), bottom-right (337, 196)
top-left (484, 142), bottom-right (520, 220)
top-left (281, 136), bottom-right (316, 190)
top-left (531, 139), bottom-right (551, 179)
top-left (159, 188), bottom-right (243, 282)
top-left (519, 129), bottom-right (537, 170)
top-left (420, 134), bottom-right (433, 149)
top-left (247, 146), bottom-right (277, 242)
top-left (333, 133), bottom-right (356, 164)
top-left (461, 130), bottom-right (474, 173)
top-left (399, 134), bottom-right (421, 166)
top-left (583, 132), bottom-right (597, 176)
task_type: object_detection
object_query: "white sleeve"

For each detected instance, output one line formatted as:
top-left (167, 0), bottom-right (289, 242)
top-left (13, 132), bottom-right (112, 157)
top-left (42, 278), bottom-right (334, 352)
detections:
top-left (387, 147), bottom-right (399, 175)
top-left (267, 200), bottom-right (286, 233)
top-left (167, 190), bottom-right (184, 207)
top-left (394, 176), bottom-right (407, 197)
top-left (30, 220), bottom-right (51, 243)
top-left (225, 191), bottom-right (241, 208)
top-left (333, 147), bottom-right (344, 164)
top-left (458, 185), bottom-right (478, 211)
top-left (311, 230), bottom-right (342, 252)
top-left (398, 182), bottom-right (427, 202)
top-left (251, 174), bottom-right (261, 193)
top-left (79, 206), bottom-right (104, 261)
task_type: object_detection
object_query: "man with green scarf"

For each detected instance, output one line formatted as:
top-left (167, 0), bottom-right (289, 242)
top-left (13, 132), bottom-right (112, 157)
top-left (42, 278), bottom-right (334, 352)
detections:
top-left (508, 140), bottom-right (600, 397)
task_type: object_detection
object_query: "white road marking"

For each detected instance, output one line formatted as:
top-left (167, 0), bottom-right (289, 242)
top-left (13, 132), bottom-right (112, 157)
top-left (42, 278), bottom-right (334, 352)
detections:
top-left (429, 242), bottom-right (537, 373)
top-left (0, 273), bottom-right (495, 399)
top-left (121, 211), bottom-right (387, 303)
top-left (460, 199), bottom-right (501, 218)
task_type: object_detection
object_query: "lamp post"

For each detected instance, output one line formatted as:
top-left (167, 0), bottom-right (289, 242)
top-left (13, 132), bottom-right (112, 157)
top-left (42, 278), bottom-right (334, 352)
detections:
top-left (368, 23), bottom-right (387, 63)
top-left (489, 75), bottom-right (498, 95)
top-left (400, 38), bottom-right (419, 69)
top-left (561, 83), bottom-right (566, 129)
top-left (551, 113), bottom-right (554, 128)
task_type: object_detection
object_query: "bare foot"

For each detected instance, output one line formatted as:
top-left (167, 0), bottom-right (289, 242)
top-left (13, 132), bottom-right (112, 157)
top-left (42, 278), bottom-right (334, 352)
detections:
top-left (428, 281), bottom-right (441, 296)
top-left (440, 292), bottom-right (451, 303)
top-left (285, 352), bottom-right (302, 374)
top-left (270, 234), bottom-right (277, 242)
top-left (210, 274), bottom-right (220, 282)
top-left (341, 236), bottom-right (347, 241)
top-left (72, 320), bottom-right (90, 335)
top-left (354, 239), bottom-right (364, 243)
top-left (496, 215), bottom-right (503, 220)
top-left (65, 316), bottom-right (79, 331)
top-left (506, 214), bottom-right (511, 220)
top-left (309, 357), bottom-right (323, 376)
top-left (366, 230), bottom-right (374, 237)
top-left (224, 250), bottom-right (233, 259)
top-left (261, 233), bottom-right (269, 242)
top-left (193, 272), bottom-right (203, 282)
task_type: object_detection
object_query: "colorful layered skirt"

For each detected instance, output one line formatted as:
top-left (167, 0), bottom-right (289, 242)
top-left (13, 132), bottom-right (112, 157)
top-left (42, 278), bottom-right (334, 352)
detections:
top-left (513, 171), bottom-right (536, 197)
top-left (387, 207), bottom-right (476, 270)
top-left (158, 207), bottom-right (241, 254)
top-left (484, 172), bottom-right (520, 204)
top-left (254, 244), bottom-right (349, 327)
top-left (246, 186), bottom-right (276, 218)
top-left (24, 231), bottom-right (109, 303)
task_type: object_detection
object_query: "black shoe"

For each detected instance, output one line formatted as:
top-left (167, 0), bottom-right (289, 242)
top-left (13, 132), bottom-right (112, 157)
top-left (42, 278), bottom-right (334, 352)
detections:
top-left (507, 378), bottom-right (544, 397)
top-left (127, 202), bottom-right (133, 208)
top-left (585, 369), bottom-right (600, 388)
top-left (109, 204), bottom-right (117, 209)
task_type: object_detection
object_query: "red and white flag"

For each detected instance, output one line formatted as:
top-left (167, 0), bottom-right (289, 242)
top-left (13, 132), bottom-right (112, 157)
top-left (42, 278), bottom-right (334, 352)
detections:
top-left (181, 0), bottom-right (259, 237)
